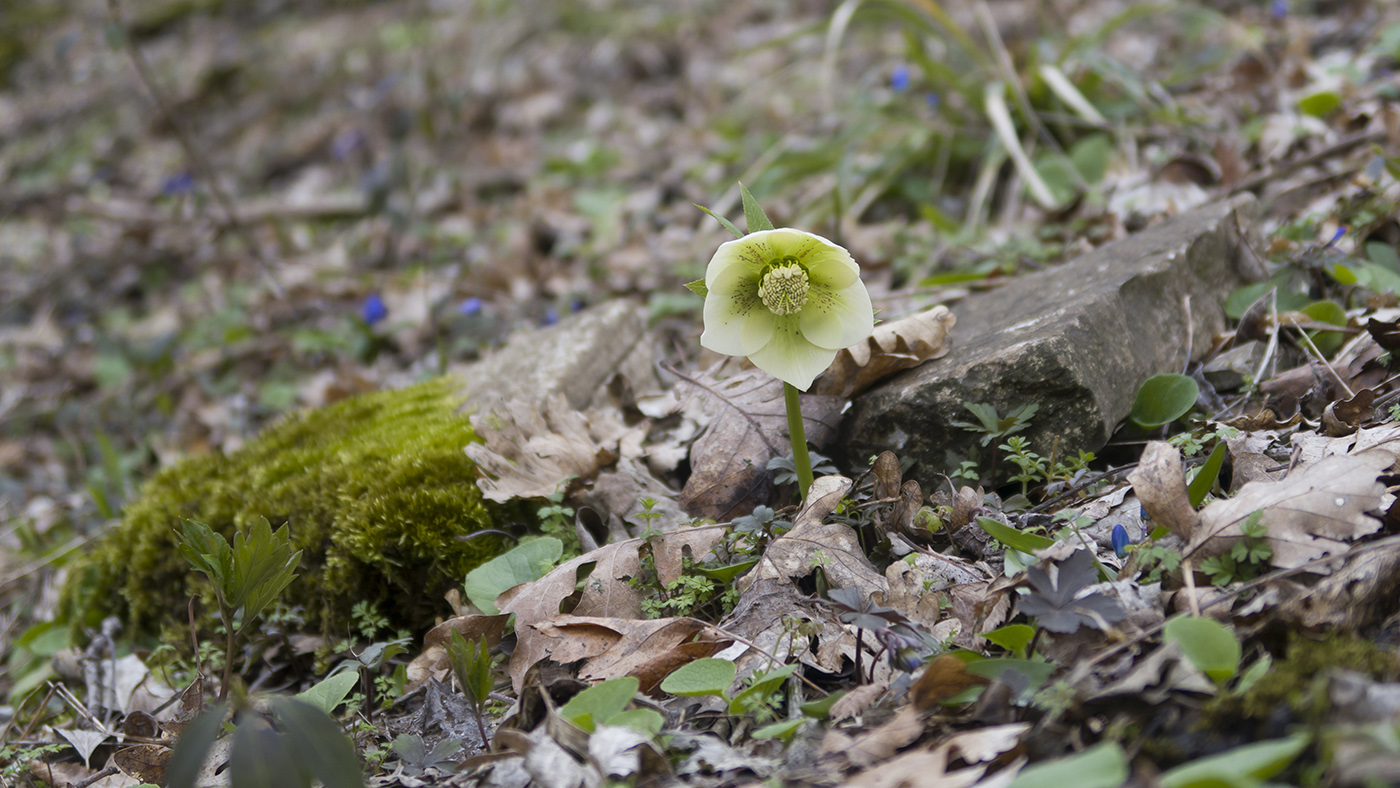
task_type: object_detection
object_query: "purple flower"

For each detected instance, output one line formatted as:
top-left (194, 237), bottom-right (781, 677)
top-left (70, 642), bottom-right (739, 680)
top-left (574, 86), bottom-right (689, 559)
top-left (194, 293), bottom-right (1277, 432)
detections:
top-left (925, 93), bottom-right (941, 111)
top-left (1111, 523), bottom-right (1130, 558)
top-left (542, 307), bottom-right (559, 326)
top-left (361, 293), bottom-right (387, 326)
top-left (458, 297), bottom-right (483, 316)
top-left (162, 172), bottom-right (194, 195)
top-left (1271, 0), bottom-right (1287, 19)
top-left (891, 65), bottom-right (910, 93)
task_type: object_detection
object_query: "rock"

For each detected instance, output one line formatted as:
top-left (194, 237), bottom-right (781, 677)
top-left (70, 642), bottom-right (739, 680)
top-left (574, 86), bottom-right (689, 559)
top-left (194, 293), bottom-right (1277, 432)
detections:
top-left (842, 195), bottom-right (1265, 488)
top-left (454, 299), bottom-right (660, 410)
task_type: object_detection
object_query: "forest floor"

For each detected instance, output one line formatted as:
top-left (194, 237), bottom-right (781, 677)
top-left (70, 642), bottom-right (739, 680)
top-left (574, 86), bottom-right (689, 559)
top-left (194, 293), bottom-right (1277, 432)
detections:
top-left (4, 0), bottom-right (1400, 785)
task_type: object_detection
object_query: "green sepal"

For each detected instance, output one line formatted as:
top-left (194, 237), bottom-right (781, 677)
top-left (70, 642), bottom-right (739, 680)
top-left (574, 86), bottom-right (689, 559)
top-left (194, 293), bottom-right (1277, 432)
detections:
top-left (684, 279), bottom-right (709, 298)
top-left (695, 204), bottom-right (745, 239)
top-left (739, 182), bottom-right (775, 233)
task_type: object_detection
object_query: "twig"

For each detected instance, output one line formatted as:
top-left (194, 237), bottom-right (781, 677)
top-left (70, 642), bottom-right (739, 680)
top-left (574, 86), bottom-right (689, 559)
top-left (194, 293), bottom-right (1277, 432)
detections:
top-left (1231, 130), bottom-right (1387, 195)
top-left (105, 0), bottom-right (284, 299)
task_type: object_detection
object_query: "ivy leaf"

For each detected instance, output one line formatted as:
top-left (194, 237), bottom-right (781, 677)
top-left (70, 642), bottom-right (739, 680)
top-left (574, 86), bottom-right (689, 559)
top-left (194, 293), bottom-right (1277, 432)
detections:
top-left (1018, 550), bottom-right (1126, 634)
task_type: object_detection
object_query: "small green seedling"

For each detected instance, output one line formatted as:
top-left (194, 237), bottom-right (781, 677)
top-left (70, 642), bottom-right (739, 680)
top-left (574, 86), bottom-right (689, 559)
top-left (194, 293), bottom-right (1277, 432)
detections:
top-left (660, 658), bottom-right (800, 723)
top-left (446, 631), bottom-right (497, 744)
top-left (176, 517), bottom-right (301, 700)
top-left (1130, 374), bottom-right (1199, 428)
top-left (558, 676), bottom-right (663, 736)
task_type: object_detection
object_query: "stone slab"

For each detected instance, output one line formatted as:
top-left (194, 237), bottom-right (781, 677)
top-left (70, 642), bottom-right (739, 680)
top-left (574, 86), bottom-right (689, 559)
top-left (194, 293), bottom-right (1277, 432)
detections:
top-left (841, 194), bottom-right (1264, 489)
top-left (454, 299), bottom-right (659, 411)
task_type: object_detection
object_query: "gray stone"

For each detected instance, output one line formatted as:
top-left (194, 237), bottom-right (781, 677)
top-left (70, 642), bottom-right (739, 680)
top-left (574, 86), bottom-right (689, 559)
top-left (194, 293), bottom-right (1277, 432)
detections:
top-left (454, 300), bottom-right (659, 410)
top-left (842, 195), bottom-right (1264, 488)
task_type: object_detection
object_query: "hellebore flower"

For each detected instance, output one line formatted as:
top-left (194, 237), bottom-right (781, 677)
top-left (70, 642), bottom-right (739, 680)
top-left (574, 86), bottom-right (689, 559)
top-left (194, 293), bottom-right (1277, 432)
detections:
top-left (700, 228), bottom-right (874, 391)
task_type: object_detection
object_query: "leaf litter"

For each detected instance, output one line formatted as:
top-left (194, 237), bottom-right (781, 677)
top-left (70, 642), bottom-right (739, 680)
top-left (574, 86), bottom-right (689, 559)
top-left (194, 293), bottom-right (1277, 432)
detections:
top-left (9, 0), bottom-right (1400, 786)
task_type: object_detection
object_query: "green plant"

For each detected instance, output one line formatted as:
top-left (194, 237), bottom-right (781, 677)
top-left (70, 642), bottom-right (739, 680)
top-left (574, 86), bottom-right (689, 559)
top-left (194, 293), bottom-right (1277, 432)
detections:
top-left (1163, 615), bottom-right (1241, 685)
top-left (728, 505), bottom-right (793, 554)
top-left (661, 658), bottom-right (800, 724)
top-left (1000, 436), bottom-right (1048, 496)
top-left (558, 676), bottom-right (664, 736)
top-left (166, 696), bottom-right (362, 788)
top-left (462, 537), bottom-right (563, 615)
top-left (175, 517), bottom-right (302, 700)
top-left (953, 402), bottom-right (1039, 447)
top-left (536, 483), bottom-right (578, 552)
top-left (1, 742), bottom-right (66, 783)
top-left (1130, 374), bottom-right (1199, 429)
top-left (350, 601), bottom-right (390, 641)
top-left (446, 631), bottom-right (497, 744)
top-left (1199, 511), bottom-right (1272, 586)
top-left (640, 567), bottom-right (732, 620)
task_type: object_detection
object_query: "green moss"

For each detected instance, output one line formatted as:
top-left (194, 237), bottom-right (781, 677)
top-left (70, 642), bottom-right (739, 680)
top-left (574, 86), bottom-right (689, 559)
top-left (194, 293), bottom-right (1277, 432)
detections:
top-left (62, 378), bottom-right (515, 639)
top-left (1207, 631), bottom-right (1400, 726)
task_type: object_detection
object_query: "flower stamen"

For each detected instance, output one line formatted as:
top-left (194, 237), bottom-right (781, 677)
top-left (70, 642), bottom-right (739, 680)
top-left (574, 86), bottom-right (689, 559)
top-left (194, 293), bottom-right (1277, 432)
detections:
top-left (758, 263), bottom-right (810, 316)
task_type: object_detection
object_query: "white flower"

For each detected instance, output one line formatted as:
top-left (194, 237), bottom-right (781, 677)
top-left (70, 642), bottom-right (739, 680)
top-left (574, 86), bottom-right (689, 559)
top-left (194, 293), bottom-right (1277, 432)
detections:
top-left (701, 228), bottom-right (874, 390)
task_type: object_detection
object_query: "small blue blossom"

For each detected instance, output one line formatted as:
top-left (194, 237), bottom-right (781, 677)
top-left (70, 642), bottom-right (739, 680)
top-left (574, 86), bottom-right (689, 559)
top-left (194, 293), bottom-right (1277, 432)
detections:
top-left (1271, 0), bottom-right (1287, 19)
top-left (891, 65), bottom-right (910, 93)
top-left (925, 93), bottom-right (941, 111)
top-left (1111, 523), bottom-right (1130, 558)
top-left (570, 298), bottom-right (584, 313)
top-left (1326, 226), bottom-right (1347, 248)
top-left (542, 307), bottom-right (559, 326)
top-left (361, 293), bottom-right (388, 326)
top-left (332, 128), bottom-right (364, 161)
top-left (458, 297), bottom-right (483, 316)
top-left (162, 172), bottom-right (195, 195)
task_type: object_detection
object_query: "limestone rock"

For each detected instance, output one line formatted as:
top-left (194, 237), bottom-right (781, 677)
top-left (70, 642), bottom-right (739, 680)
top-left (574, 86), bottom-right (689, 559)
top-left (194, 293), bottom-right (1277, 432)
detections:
top-left (842, 195), bottom-right (1264, 488)
top-left (455, 299), bottom-right (659, 410)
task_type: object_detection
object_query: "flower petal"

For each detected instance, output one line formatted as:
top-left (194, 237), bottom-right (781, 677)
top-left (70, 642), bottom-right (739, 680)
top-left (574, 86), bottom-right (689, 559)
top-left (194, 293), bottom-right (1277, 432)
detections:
top-left (747, 316), bottom-right (839, 391)
top-left (792, 234), bottom-right (859, 290)
top-left (702, 261), bottom-right (769, 356)
top-left (799, 279), bottom-right (874, 350)
top-left (704, 232), bottom-right (771, 289)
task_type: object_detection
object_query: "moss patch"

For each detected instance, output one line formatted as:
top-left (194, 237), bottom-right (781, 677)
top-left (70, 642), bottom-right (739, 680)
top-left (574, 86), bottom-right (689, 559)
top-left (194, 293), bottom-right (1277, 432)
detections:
top-left (62, 377), bottom-right (515, 639)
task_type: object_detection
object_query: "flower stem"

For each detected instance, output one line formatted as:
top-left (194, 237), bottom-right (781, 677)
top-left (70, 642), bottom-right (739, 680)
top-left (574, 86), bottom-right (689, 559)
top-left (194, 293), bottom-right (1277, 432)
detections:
top-left (783, 382), bottom-right (814, 501)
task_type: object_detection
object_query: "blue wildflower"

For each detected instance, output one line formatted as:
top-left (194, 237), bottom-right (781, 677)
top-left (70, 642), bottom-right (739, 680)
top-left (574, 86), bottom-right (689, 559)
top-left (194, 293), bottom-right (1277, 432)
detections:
top-left (1271, 0), bottom-right (1287, 19)
top-left (162, 172), bottom-right (194, 195)
top-left (361, 293), bottom-right (388, 326)
top-left (458, 297), bottom-right (483, 316)
top-left (1111, 523), bottom-right (1130, 558)
top-left (891, 65), bottom-right (910, 93)
top-left (925, 93), bottom-right (941, 111)
top-left (542, 307), bottom-right (559, 326)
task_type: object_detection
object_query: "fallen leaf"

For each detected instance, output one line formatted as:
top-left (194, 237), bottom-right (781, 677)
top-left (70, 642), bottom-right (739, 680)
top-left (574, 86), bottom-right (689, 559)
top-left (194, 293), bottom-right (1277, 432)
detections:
top-left (821, 705), bottom-right (926, 770)
top-left (1128, 441), bottom-right (1202, 541)
top-left (810, 306), bottom-right (956, 398)
top-left (910, 655), bottom-right (991, 712)
top-left (529, 615), bottom-right (729, 692)
top-left (1190, 449), bottom-right (1393, 568)
top-left (499, 542), bottom-right (644, 692)
top-left (673, 364), bottom-right (844, 520)
top-left (466, 394), bottom-right (637, 503)
top-left (843, 742), bottom-right (988, 788)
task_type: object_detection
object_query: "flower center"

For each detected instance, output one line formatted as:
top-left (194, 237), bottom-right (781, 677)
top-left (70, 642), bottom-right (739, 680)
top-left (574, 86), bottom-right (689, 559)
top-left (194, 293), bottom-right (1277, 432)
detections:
top-left (758, 263), bottom-right (810, 316)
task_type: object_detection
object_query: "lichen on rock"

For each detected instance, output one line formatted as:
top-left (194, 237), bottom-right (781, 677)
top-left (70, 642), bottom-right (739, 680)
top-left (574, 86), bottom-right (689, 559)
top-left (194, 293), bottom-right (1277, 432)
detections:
top-left (61, 377), bottom-right (515, 640)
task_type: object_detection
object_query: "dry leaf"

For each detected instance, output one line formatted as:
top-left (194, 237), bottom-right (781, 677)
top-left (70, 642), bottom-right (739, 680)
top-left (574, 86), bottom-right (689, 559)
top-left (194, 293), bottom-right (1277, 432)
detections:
top-left (910, 655), bottom-right (991, 712)
top-left (1127, 441), bottom-right (1201, 541)
top-left (810, 306), bottom-right (956, 398)
top-left (529, 615), bottom-right (730, 692)
top-left (498, 542), bottom-right (643, 692)
top-left (1190, 450), bottom-right (1394, 568)
top-left (406, 614), bottom-right (511, 689)
top-left (466, 394), bottom-right (637, 503)
top-left (821, 705), bottom-right (926, 770)
top-left (674, 364), bottom-right (844, 521)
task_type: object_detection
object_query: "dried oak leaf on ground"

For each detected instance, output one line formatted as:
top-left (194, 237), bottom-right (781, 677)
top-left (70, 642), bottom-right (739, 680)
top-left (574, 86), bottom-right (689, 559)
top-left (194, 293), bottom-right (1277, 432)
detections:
top-left (809, 306), bottom-right (956, 398)
top-left (1190, 449), bottom-right (1394, 568)
top-left (498, 541), bottom-right (643, 692)
top-left (466, 393), bottom-right (638, 503)
top-left (527, 615), bottom-right (731, 692)
top-left (674, 364), bottom-right (843, 521)
top-left (721, 476), bottom-right (888, 677)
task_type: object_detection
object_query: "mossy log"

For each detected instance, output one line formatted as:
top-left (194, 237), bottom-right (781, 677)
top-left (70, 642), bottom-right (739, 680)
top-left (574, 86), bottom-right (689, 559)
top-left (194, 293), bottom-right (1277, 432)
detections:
top-left (61, 377), bottom-right (519, 640)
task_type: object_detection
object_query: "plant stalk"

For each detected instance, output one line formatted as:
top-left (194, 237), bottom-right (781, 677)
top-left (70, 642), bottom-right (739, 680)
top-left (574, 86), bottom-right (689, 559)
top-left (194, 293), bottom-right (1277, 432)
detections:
top-left (783, 382), bottom-right (814, 501)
